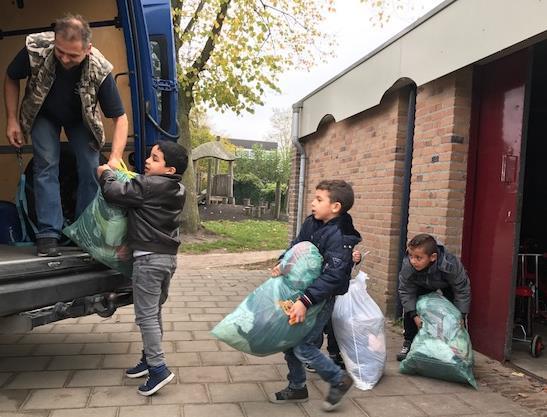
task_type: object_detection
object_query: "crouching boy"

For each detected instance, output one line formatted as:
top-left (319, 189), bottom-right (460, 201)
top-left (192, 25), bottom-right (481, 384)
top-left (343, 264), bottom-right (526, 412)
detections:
top-left (269, 180), bottom-right (361, 411)
top-left (97, 140), bottom-right (188, 395)
top-left (397, 233), bottom-right (471, 361)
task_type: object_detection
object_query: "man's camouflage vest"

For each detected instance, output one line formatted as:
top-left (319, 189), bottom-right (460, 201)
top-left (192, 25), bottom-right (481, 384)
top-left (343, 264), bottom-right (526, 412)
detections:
top-left (20, 32), bottom-right (113, 150)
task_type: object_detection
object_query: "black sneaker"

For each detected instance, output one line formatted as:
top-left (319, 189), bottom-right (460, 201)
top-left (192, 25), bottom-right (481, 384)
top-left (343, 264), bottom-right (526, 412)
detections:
top-left (137, 364), bottom-right (174, 396)
top-left (329, 353), bottom-right (346, 370)
top-left (126, 352), bottom-right (148, 378)
top-left (268, 385), bottom-right (309, 403)
top-left (305, 363), bottom-right (317, 373)
top-left (322, 371), bottom-right (354, 411)
top-left (396, 340), bottom-right (412, 362)
top-left (36, 238), bottom-right (61, 257)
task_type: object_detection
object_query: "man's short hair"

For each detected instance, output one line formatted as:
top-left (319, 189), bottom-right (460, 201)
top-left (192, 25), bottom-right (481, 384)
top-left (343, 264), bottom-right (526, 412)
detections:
top-left (316, 180), bottom-right (354, 213)
top-left (407, 234), bottom-right (438, 256)
top-left (54, 14), bottom-right (92, 47)
top-left (156, 140), bottom-right (188, 175)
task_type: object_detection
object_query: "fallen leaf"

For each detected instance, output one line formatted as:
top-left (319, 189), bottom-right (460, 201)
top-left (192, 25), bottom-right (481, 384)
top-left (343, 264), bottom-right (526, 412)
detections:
top-left (511, 372), bottom-right (524, 377)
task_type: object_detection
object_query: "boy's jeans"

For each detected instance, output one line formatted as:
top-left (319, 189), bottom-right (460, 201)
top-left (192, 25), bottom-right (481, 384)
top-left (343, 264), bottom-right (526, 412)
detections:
top-left (31, 116), bottom-right (99, 239)
top-left (132, 253), bottom-right (177, 367)
top-left (284, 297), bottom-right (344, 389)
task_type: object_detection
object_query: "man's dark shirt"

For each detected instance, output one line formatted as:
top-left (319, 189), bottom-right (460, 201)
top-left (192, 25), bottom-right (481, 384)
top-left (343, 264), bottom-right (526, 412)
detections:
top-left (7, 47), bottom-right (125, 127)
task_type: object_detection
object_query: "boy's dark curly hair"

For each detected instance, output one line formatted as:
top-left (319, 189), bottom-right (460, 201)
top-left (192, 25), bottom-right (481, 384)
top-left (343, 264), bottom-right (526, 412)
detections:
top-left (316, 180), bottom-right (354, 213)
top-left (156, 140), bottom-right (188, 175)
top-left (407, 234), bottom-right (438, 256)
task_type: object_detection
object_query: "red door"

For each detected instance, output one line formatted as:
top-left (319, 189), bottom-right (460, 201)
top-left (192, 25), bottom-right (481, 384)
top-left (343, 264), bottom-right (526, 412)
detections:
top-left (463, 50), bottom-right (529, 361)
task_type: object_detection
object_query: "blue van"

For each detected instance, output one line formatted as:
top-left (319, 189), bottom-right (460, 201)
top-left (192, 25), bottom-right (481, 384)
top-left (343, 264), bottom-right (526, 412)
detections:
top-left (0, 0), bottom-right (178, 331)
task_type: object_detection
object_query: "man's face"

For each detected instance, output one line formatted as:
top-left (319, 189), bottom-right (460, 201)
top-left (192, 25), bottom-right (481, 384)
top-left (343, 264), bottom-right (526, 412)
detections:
top-left (54, 35), bottom-right (90, 70)
top-left (311, 189), bottom-right (339, 223)
top-left (408, 246), bottom-right (437, 272)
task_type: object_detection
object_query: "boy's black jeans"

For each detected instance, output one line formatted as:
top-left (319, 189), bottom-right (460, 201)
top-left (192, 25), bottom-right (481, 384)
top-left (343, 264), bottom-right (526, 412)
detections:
top-left (403, 287), bottom-right (454, 343)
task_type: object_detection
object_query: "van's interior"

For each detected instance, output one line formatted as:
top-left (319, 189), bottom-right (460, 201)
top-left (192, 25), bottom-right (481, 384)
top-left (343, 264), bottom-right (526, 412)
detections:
top-left (0, 0), bottom-right (134, 275)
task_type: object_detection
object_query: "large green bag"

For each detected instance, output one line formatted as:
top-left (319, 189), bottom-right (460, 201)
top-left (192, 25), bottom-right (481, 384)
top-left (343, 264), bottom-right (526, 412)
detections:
top-left (211, 241), bottom-right (325, 356)
top-left (400, 292), bottom-right (477, 388)
top-left (63, 167), bottom-right (136, 278)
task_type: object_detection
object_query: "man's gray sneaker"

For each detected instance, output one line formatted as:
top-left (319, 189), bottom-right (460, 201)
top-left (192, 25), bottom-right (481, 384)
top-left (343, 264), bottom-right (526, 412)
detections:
top-left (322, 371), bottom-right (354, 411)
top-left (396, 340), bottom-right (412, 362)
top-left (269, 385), bottom-right (309, 403)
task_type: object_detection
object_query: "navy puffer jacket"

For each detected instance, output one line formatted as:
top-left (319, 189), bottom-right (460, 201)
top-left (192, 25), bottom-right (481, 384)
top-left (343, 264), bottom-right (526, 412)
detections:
top-left (285, 213), bottom-right (361, 306)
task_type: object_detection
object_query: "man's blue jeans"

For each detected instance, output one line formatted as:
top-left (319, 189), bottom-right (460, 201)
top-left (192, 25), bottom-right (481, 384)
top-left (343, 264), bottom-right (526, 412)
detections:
top-left (284, 297), bottom-right (344, 389)
top-left (31, 116), bottom-right (99, 239)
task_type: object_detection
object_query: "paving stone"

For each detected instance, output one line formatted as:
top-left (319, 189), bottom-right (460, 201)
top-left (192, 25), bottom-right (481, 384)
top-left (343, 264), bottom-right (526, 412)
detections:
top-left (242, 401), bottom-right (306, 417)
top-left (409, 375), bottom-right (477, 394)
top-left (408, 394), bottom-right (477, 416)
top-left (102, 354), bottom-right (141, 369)
top-left (0, 389), bottom-right (30, 411)
top-left (47, 355), bottom-right (102, 370)
top-left (456, 392), bottom-right (526, 414)
top-left (50, 324), bottom-right (94, 334)
top-left (82, 342), bottom-right (130, 355)
top-left (170, 307), bottom-right (204, 314)
top-left (183, 403), bottom-right (245, 417)
top-left (23, 388), bottom-right (91, 409)
top-left (0, 344), bottom-right (34, 357)
top-left (130, 341), bottom-right (174, 354)
top-left (92, 323), bottom-right (134, 333)
top-left (228, 365), bottom-right (281, 382)
top-left (18, 334), bottom-right (66, 344)
top-left (88, 386), bottom-right (147, 407)
top-left (150, 383), bottom-right (208, 404)
top-left (161, 331), bottom-right (193, 341)
top-left (192, 330), bottom-right (216, 340)
top-left (68, 369), bottom-right (124, 387)
top-left (302, 399), bottom-right (368, 416)
top-left (175, 340), bottom-right (219, 352)
top-left (204, 307), bottom-right (234, 314)
top-left (354, 396), bottom-right (426, 417)
top-left (209, 382), bottom-right (265, 402)
top-left (49, 407), bottom-right (118, 417)
top-left (64, 334), bottom-right (110, 344)
top-left (119, 404), bottom-right (181, 417)
top-left (0, 335), bottom-right (22, 343)
top-left (109, 332), bottom-right (142, 342)
top-left (200, 351), bottom-right (245, 366)
top-left (7, 371), bottom-right (70, 389)
top-left (0, 372), bottom-right (12, 387)
top-left (178, 366), bottom-right (229, 383)
top-left (173, 321), bottom-right (210, 331)
top-left (371, 375), bottom-right (422, 396)
top-left (189, 314), bottom-right (224, 322)
top-left (0, 412), bottom-right (48, 417)
top-left (0, 357), bottom-right (50, 372)
top-left (164, 353), bottom-right (200, 367)
top-left (32, 343), bottom-right (83, 356)
top-left (218, 342), bottom-right (237, 352)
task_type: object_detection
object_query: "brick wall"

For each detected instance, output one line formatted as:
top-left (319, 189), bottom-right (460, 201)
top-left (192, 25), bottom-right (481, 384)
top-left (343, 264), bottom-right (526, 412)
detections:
top-left (288, 89), bottom-right (411, 315)
top-left (408, 68), bottom-right (473, 256)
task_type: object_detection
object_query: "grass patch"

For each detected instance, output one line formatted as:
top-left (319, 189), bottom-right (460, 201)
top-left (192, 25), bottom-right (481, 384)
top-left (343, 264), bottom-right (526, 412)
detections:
top-left (181, 220), bottom-right (288, 254)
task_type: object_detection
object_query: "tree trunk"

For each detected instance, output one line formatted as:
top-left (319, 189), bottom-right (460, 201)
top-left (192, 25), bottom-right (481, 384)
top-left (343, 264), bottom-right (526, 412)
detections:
top-left (178, 94), bottom-right (200, 234)
top-left (274, 180), bottom-right (281, 220)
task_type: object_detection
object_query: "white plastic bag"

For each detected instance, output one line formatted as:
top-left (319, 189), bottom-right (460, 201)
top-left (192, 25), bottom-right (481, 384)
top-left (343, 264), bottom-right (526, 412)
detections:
top-left (332, 271), bottom-right (386, 390)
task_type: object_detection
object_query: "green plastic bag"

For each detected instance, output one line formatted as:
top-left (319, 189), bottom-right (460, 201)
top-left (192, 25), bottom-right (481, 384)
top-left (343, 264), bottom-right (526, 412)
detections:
top-left (211, 241), bottom-right (325, 356)
top-left (400, 292), bottom-right (477, 388)
top-left (63, 167), bottom-right (136, 278)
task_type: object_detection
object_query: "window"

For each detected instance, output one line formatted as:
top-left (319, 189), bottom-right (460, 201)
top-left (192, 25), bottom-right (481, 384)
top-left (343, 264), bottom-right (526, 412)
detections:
top-left (149, 37), bottom-right (171, 130)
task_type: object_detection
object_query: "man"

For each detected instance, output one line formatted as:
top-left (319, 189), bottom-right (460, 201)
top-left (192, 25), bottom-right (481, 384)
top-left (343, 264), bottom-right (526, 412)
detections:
top-left (4, 14), bottom-right (128, 257)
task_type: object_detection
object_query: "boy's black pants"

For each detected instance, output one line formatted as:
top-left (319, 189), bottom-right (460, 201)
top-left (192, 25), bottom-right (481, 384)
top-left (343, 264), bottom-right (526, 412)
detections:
top-left (403, 287), bottom-right (454, 343)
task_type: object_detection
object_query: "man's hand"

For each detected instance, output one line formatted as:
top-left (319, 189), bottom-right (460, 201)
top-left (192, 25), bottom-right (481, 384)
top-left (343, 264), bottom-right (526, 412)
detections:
top-left (289, 299), bottom-right (307, 325)
top-left (6, 119), bottom-right (24, 148)
top-left (352, 250), bottom-right (361, 264)
top-left (271, 263), bottom-right (281, 277)
top-left (97, 164), bottom-right (111, 177)
top-left (413, 315), bottom-right (422, 328)
top-left (107, 156), bottom-right (122, 170)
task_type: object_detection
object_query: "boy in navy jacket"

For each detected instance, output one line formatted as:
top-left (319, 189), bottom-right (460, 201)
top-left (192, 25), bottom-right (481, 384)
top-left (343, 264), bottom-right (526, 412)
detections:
top-left (269, 179), bottom-right (361, 411)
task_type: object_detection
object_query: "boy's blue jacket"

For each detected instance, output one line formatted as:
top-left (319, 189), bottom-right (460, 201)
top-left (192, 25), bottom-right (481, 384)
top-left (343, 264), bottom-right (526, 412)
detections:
top-left (285, 213), bottom-right (361, 306)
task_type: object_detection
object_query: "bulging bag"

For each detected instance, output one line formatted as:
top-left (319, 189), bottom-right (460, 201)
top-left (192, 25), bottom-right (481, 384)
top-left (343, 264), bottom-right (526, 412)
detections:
top-left (63, 165), bottom-right (136, 278)
top-left (332, 271), bottom-right (386, 390)
top-left (211, 241), bottom-right (325, 356)
top-left (399, 292), bottom-right (477, 388)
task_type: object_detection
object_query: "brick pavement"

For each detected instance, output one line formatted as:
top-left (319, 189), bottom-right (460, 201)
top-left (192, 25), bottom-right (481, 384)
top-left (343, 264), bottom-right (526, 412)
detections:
top-left (0, 252), bottom-right (546, 417)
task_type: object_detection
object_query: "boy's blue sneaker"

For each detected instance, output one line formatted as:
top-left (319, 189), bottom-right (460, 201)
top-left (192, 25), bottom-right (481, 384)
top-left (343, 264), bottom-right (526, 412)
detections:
top-left (137, 363), bottom-right (174, 396)
top-left (126, 352), bottom-right (148, 378)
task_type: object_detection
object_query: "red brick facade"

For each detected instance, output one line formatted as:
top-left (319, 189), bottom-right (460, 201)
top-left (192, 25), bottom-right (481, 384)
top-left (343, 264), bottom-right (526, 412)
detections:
top-left (288, 68), bottom-right (474, 315)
